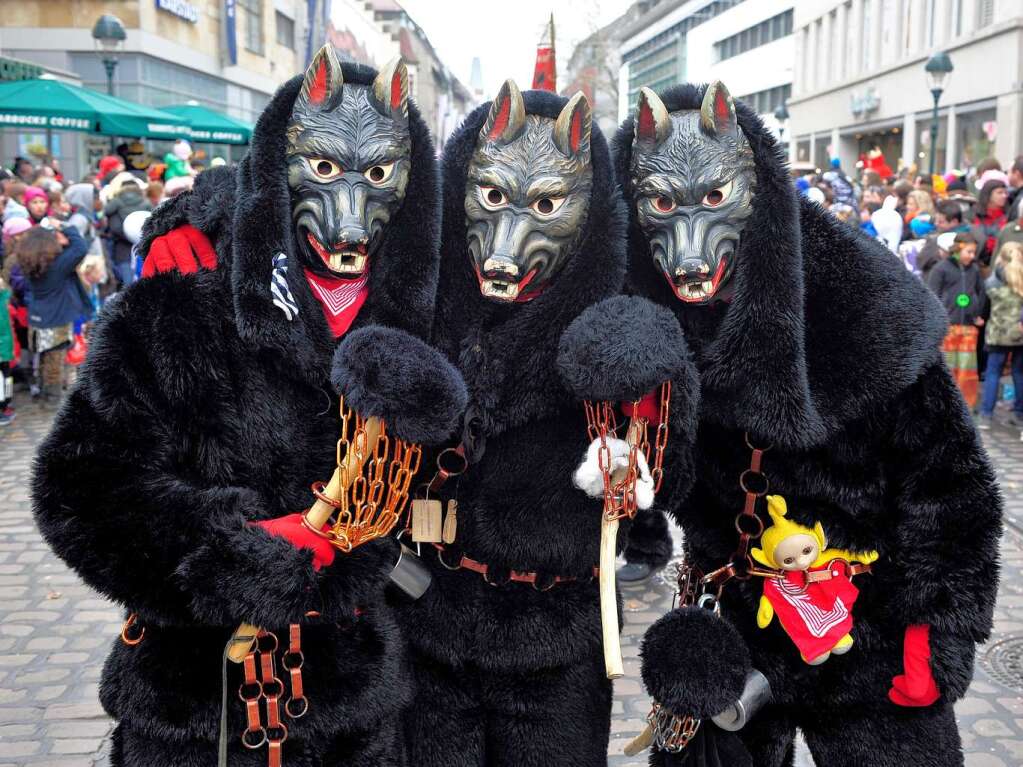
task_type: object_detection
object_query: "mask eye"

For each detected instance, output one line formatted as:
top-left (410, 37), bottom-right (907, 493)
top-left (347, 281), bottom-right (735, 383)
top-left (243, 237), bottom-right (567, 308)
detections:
top-left (309, 158), bottom-right (343, 181)
top-left (653, 195), bottom-right (676, 213)
top-left (479, 186), bottom-right (508, 210)
top-left (531, 197), bottom-right (566, 216)
top-left (702, 180), bottom-right (734, 207)
top-left (364, 163), bottom-right (395, 184)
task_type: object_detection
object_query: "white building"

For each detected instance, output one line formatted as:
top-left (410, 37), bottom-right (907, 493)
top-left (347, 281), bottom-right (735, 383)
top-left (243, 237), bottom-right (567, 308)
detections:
top-left (617, 0), bottom-right (795, 135)
top-left (788, 0), bottom-right (1023, 175)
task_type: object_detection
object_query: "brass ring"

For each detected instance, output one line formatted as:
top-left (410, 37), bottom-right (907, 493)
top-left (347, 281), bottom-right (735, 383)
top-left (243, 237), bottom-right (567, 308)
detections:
top-left (119, 613), bottom-right (144, 647)
top-left (241, 727), bottom-right (267, 750)
top-left (436, 447), bottom-right (468, 477)
top-left (436, 547), bottom-right (462, 571)
top-left (285, 696), bottom-right (309, 719)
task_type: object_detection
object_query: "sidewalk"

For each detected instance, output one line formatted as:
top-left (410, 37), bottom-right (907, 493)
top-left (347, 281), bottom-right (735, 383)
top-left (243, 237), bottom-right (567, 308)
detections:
top-left (1, 397), bottom-right (1022, 765)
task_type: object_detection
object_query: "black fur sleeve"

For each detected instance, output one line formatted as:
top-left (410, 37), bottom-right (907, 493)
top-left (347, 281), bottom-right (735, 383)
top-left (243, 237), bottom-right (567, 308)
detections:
top-left (31, 286), bottom-right (327, 628)
top-left (884, 360), bottom-right (1003, 699)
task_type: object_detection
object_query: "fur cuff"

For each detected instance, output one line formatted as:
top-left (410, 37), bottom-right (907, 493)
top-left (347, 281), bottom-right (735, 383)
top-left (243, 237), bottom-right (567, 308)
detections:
top-left (640, 607), bottom-right (751, 719)
top-left (557, 296), bottom-right (692, 402)
top-left (331, 325), bottom-right (467, 445)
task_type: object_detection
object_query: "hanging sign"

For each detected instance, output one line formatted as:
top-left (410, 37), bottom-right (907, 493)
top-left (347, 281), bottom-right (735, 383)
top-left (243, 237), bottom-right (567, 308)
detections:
top-left (156, 0), bottom-right (200, 24)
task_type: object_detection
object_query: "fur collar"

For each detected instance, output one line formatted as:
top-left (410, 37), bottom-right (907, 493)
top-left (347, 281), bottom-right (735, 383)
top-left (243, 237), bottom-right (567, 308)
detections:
top-left (434, 90), bottom-right (627, 438)
top-left (613, 84), bottom-right (947, 449)
top-left (228, 63), bottom-right (441, 384)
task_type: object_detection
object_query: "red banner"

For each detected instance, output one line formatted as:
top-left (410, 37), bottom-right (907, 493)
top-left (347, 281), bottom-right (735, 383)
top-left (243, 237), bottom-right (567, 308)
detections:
top-left (533, 45), bottom-right (556, 91)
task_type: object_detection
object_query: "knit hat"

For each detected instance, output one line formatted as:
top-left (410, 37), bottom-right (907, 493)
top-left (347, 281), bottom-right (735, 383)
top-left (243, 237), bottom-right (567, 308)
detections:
top-left (23, 186), bottom-right (48, 205)
top-left (909, 215), bottom-right (935, 238)
top-left (2, 217), bottom-right (31, 240)
top-left (976, 169), bottom-right (1009, 191)
top-left (98, 155), bottom-right (123, 178)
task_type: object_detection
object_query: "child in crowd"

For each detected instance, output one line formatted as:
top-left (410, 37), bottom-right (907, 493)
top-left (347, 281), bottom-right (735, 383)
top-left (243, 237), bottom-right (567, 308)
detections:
top-left (978, 242), bottom-right (1023, 429)
top-left (23, 186), bottom-right (50, 225)
top-left (3, 182), bottom-right (27, 222)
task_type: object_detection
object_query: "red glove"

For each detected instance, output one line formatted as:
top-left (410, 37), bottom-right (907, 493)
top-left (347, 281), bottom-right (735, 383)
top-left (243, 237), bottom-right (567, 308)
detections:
top-left (251, 513), bottom-right (335, 572)
top-left (888, 624), bottom-right (940, 707)
top-left (620, 389), bottom-right (663, 425)
top-left (141, 224), bottom-right (218, 278)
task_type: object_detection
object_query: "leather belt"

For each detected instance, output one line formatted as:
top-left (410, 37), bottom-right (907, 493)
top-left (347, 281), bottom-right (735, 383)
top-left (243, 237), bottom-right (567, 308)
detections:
top-left (432, 544), bottom-right (599, 591)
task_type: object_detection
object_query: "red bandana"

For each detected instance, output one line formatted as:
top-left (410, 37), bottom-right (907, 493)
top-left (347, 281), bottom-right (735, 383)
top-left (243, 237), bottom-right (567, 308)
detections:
top-left (304, 269), bottom-right (369, 338)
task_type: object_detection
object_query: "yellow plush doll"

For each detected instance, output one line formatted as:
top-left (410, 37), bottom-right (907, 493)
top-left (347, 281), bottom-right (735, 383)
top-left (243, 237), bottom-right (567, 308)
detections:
top-left (752, 496), bottom-right (878, 664)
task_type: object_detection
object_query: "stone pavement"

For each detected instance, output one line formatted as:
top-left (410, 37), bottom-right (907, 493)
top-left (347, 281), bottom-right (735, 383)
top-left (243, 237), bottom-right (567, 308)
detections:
top-left (1, 395), bottom-right (1022, 766)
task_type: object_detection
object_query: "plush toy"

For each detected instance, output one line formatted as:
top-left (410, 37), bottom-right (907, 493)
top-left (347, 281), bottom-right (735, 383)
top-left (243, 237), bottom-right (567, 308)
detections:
top-left (752, 496), bottom-right (877, 665)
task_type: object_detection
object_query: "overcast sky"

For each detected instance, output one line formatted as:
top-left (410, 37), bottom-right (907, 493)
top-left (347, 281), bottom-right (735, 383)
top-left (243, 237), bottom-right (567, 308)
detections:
top-left (396, 0), bottom-right (634, 98)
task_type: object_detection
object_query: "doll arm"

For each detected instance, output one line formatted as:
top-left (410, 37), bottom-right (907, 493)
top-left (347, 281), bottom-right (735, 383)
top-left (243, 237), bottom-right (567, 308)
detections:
top-left (884, 360), bottom-right (1003, 700)
top-left (817, 547), bottom-right (879, 566)
top-left (756, 595), bottom-right (774, 628)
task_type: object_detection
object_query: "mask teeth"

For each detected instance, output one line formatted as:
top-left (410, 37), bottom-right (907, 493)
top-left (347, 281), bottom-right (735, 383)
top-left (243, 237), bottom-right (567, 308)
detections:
top-left (481, 279), bottom-right (520, 301)
top-left (328, 252), bottom-right (367, 273)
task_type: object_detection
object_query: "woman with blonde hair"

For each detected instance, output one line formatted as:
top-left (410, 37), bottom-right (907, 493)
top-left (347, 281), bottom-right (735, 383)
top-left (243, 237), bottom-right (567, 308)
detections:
top-left (978, 240), bottom-right (1023, 427)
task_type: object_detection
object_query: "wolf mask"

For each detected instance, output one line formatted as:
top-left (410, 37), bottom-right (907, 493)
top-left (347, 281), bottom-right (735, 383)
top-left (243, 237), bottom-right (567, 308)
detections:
top-left (286, 46), bottom-right (411, 278)
top-left (465, 80), bottom-right (593, 303)
top-left (630, 81), bottom-right (755, 304)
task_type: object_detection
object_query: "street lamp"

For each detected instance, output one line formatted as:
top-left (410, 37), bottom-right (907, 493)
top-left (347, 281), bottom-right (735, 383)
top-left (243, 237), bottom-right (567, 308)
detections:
top-left (92, 14), bottom-right (126, 151)
top-left (924, 51), bottom-right (954, 177)
top-left (774, 101), bottom-right (790, 144)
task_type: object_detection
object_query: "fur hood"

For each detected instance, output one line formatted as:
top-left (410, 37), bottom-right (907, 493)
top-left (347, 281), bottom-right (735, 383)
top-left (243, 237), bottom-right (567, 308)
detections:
top-left (613, 83), bottom-right (947, 449)
top-left (434, 89), bottom-right (627, 439)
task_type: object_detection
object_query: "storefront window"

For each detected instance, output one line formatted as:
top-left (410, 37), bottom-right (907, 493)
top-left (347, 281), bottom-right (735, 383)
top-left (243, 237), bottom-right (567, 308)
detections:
top-left (915, 114), bottom-right (948, 175)
top-left (957, 108), bottom-right (998, 170)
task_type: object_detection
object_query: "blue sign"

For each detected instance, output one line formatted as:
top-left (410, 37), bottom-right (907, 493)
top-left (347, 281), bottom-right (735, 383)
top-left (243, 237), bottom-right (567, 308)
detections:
top-left (156, 0), bottom-right (200, 24)
top-left (224, 0), bottom-right (238, 65)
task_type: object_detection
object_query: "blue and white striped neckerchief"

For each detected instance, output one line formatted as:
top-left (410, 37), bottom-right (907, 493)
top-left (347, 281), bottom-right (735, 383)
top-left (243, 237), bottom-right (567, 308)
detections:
top-left (270, 252), bottom-right (299, 321)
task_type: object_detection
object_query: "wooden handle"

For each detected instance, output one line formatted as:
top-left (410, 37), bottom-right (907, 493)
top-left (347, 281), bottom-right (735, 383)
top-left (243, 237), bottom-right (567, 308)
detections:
top-left (226, 417), bottom-right (382, 663)
top-left (600, 514), bottom-right (623, 679)
top-left (623, 722), bottom-right (655, 757)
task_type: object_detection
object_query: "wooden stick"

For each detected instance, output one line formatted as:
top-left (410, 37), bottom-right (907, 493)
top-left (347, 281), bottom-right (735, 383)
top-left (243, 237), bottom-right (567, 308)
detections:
top-left (227, 418), bottom-right (381, 663)
top-left (600, 418), bottom-right (643, 680)
top-left (623, 723), bottom-right (655, 756)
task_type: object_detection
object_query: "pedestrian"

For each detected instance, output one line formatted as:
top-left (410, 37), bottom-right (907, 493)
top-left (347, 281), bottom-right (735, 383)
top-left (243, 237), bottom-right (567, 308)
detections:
top-left (928, 232), bottom-right (986, 409)
top-left (973, 179), bottom-right (1009, 266)
top-left (823, 158), bottom-right (856, 208)
top-left (11, 157), bottom-right (34, 183)
top-left (993, 201), bottom-right (1023, 261)
top-left (163, 139), bottom-right (195, 181)
top-left (917, 200), bottom-right (970, 280)
top-left (97, 154), bottom-right (124, 186)
top-left (47, 188), bottom-right (69, 219)
top-left (0, 271), bottom-right (17, 425)
top-left (1007, 156), bottom-right (1023, 220)
top-left (145, 180), bottom-right (164, 208)
top-left (871, 196), bottom-right (903, 254)
top-left (903, 189), bottom-right (934, 240)
top-left (102, 173), bottom-right (151, 289)
top-left (3, 182), bottom-right (27, 222)
top-left (15, 225), bottom-right (90, 399)
top-left (978, 241), bottom-right (1023, 429)
top-left (23, 186), bottom-right (49, 225)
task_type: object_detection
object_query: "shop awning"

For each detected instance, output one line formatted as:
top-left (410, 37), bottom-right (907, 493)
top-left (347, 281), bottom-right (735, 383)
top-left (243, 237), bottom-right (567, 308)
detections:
top-left (0, 78), bottom-right (191, 140)
top-left (161, 104), bottom-right (252, 145)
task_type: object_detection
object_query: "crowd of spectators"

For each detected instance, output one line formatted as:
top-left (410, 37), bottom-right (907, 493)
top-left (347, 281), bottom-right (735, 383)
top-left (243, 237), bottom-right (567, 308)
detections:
top-left (801, 154), bottom-right (1023, 428)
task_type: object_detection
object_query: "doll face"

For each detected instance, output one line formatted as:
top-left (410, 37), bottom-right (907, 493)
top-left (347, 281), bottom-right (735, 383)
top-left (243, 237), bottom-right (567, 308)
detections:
top-left (773, 533), bottom-right (819, 571)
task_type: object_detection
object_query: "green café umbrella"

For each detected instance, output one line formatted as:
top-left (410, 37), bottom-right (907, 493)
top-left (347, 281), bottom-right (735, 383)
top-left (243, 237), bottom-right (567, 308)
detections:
top-left (162, 104), bottom-right (252, 145)
top-left (0, 78), bottom-right (191, 140)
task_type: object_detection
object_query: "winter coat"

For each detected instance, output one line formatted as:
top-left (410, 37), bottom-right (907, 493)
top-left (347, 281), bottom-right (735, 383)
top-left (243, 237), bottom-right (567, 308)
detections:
top-left (26, 227), bottom-right (90, 329)
top-left (104, 187), bottom-right (151, 264)
top-left (32, 64), bottom-right (443, 767)
top-left (614, 83), bottom-right (1001, 749)
top-left (984, 280), bottom-right (1023, 348)
top-left (927, 255), bottom-right (985, 325)
top-left (399, 89), bottom-right (698, 676)
top-left (0, 285), bottom-right (13, 362)
top-left (994, 219), bottom-right (1023, 260)
top-left (2, 198), bottom-right (27, 222)
top-left (973, 208), bottom-right (1007, 263)
top-left (65, 183), bottom-right (100, 251)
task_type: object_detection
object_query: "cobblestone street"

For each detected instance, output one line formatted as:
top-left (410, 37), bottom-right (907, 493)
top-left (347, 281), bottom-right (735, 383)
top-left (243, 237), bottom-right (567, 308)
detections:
top-left (1, 396), bottom-right (1023, 766)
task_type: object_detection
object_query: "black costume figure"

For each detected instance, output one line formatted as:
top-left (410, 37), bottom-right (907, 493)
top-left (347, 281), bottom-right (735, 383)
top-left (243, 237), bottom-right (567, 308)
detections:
top-left (398, 80), bottom-right (698, 767)
top-left (32, 49), bottom-right (459, 767)
top-left (612, 83), bottom-right (1003, 766)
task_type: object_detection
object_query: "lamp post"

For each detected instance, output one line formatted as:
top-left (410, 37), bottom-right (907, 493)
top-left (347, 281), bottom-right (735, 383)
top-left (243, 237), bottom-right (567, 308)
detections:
top-left (92, 14), bottom-right (126, 150)
top-left (924, 51), bottom-right (954, 177)
top-left (774, 101), bottom-right (790, 144)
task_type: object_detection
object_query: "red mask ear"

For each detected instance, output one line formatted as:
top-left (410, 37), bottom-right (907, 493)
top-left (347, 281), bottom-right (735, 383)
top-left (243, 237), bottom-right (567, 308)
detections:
top-left (634, 87), bottom-right (671, 148)
top-left (700, 80), bottom-right (737, 137)
top-left (298, 44), bottom-right (343, 111)
top-left (553, 91), bottom-right (592, 158)
top-left (371, 58), bottom-right (409, 124)
top-left (481, 79), bottom-right (526, 144)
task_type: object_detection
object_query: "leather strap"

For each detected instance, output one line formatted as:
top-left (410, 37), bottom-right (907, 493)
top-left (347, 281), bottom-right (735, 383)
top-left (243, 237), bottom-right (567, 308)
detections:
top-left (433, 543), bottom-right (598, 589)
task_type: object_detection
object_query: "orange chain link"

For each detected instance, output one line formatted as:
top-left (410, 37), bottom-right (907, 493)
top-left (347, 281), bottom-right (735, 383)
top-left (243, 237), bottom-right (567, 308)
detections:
top-left (584, 382), bottom-right (672, 522)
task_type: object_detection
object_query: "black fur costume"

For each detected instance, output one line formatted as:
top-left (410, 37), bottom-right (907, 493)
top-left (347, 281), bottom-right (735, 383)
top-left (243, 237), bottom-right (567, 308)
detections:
top-left (398, 90), bottom-right (699, 767)
top-left (612, 84), bottom-right (1003, 766)
top-left (32, 64), bottom-right (450, 767)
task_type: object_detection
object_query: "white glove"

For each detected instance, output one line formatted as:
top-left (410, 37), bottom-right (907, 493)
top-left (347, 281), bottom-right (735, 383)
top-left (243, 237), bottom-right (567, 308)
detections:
top-left (573, 437), bottom-right (654, 510)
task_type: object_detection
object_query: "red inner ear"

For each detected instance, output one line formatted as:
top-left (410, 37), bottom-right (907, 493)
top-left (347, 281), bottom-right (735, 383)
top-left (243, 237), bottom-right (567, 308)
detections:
top-left (489, 96), bottom-right (510, 139)
top-left (714, 89), bottom-right (731, 124)
top-left (570, 106), bottom-right (583, 152)
top-left (309, 58), bottom-right (328, 104)
top-left (391, 71), bottom-right (402, 110)
top-left (637, 99), bottom-right (654, 141)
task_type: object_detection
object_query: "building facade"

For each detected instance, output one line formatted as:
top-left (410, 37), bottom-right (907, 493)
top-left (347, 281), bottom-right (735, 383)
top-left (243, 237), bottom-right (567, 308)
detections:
top-left (789, 0), bottom-right (1023, 175)
top-left (1, 0), bottom-right (314, 175)
top-left (617, 0), bottom-right (795, 137)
